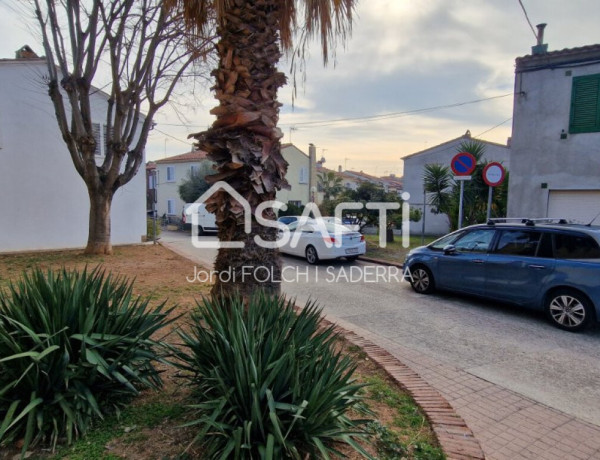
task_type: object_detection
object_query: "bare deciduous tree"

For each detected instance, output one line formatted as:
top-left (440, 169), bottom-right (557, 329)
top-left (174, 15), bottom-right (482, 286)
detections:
top-left (32, 0), bottom-right (213, 254)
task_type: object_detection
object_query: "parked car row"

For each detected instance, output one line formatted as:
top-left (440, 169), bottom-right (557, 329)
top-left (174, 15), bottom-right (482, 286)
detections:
top-left (404, 219), bottom-right (600, 332)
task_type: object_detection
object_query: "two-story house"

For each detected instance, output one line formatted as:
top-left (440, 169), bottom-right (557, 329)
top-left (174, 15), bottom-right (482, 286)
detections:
top-left (276, 143), bottom-right (312, 207)
top-left (154, 150), bottom-right (211, 219)
top-left (154, 143), bottom-right (315, 220)
top-left (508, 31), bottom-right (600, 223)
top-left (0, 48), bottom-right (146, 252)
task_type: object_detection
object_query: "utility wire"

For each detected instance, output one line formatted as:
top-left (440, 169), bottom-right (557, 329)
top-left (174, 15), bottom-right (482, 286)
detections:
top-left (475, 117), bottom-right (512, 138)
top-left (517, 0), bottom-right (538, 40)
top-left (153, 93), bottom-right (513, 129)
top-left (282, 93), bottom-right (513, 128)
top-left (151, 127), bottom-right (192, 145)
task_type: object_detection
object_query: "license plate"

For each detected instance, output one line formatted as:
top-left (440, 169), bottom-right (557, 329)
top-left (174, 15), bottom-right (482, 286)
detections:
top-left (345, 248), bottom-right (359, 254)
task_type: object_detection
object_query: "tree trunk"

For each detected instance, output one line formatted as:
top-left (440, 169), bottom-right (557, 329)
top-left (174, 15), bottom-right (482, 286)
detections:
top-left (195, 0), bottom-right (289, 298)
top-left (212, 218), bottom-right (281, 298)
top-left (85, 190), bottom-right (113, 255)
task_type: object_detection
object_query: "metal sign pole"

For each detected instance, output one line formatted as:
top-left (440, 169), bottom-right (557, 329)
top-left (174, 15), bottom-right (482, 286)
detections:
top-left (486, 185), bottom-right (493, 221)
top-left (421, 188), bottom-right (426, 244)
top-left (458, 180), bottom-right (465, 229)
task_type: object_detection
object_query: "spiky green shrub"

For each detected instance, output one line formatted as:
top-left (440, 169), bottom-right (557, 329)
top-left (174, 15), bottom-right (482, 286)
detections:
top-left (176, 293), bottom-right (373, 459)
top-left (0, 267), bottom-right (175, 455)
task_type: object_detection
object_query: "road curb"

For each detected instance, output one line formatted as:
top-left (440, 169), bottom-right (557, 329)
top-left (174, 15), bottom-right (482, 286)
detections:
top-left (358, 256), bottom-right (403, 268)
top-left (317, 314), bottom-right (486, 460)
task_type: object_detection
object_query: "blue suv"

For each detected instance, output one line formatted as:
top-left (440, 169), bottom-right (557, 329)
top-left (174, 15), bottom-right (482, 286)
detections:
top-left (404, 219), bottom-right (600, 331)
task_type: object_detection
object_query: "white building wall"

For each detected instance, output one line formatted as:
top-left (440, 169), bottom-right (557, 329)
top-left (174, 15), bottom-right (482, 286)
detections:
top-left (403, 136), bottom-right (510, 235)
top-left (155, 161), bottom-right (198, 218)
top-left (276, 144), bottom-right (310, 206)
top-left (508, 53), bottom-right (600, 219)
top-left (0, 59), bottom-right (146, 252)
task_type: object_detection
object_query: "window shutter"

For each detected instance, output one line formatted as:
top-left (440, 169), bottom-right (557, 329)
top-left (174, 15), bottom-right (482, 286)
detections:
top-left (103, 125), bottom-right (113, 155)
top-left (92, 123), bottom-right (102, 155)
top-left (569, 74), bottom-right (600, 133)
top-left (167, 166), bottom-right (175, 182)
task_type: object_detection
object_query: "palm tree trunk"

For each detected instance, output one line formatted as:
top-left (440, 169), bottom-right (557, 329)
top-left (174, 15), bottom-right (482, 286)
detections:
top-left (195, 0), bottom-right (289, 298)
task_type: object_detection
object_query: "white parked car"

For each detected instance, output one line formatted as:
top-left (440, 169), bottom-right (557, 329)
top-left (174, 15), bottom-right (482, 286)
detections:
top-left (278, 219), bottom-right (366, 264)
top-left (182, 203), bottom-right (217, 235)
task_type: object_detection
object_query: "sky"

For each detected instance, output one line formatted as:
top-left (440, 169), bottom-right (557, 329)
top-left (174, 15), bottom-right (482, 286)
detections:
top-left (2, 0), bottom-right (600, 177)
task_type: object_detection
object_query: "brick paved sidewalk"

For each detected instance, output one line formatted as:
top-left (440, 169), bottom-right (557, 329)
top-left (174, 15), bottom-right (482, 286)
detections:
top-left (330, 315), bottom-right (600, 460)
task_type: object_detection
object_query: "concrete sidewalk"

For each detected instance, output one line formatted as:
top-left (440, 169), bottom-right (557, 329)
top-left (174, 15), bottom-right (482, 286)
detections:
top-left (159, 235), bottom-right (600, 460)
top-left (332, 316), bottom-right (600, 460)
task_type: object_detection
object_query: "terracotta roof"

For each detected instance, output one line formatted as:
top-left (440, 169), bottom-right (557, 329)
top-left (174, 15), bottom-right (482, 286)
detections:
top-left (516, 44), bottom-right (600, 72)
top-left (155, 151), bottom-right (208, 164)
top-left (146, 161), bottom-right (156, 170)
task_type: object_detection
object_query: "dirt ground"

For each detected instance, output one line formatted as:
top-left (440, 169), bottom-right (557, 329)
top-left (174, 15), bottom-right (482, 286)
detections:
top-left (0, 243), bottom-right (440, 459)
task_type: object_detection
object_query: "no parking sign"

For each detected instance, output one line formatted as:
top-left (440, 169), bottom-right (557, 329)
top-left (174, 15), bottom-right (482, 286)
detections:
top-left (451, 152), bottom-right (477, 176)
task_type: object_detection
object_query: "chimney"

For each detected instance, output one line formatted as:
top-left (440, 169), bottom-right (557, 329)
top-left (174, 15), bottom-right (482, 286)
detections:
top-left (15, 45), bottom-right (39, 59)
top-left (532, 23), bottom-right (548, 55)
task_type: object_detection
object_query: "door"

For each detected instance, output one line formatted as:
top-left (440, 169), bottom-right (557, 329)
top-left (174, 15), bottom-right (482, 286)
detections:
top-left (548, 190), bottom-right (600, 224)
top-left (436, 228), bottom-right (496, 295)
top-left (485, 230), bottom-right (555, 305)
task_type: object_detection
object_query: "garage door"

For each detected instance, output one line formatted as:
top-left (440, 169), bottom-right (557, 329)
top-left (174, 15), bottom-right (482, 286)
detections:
top-left (547, 190), bottom-right (600, 224)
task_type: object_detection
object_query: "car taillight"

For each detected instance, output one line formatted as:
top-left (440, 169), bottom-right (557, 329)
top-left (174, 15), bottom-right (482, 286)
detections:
top-left (360, 235), bottom-right (365, 242)
top-left (324, 236), bottom-right (336, 244)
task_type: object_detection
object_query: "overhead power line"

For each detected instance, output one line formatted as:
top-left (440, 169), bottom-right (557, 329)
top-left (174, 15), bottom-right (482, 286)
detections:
top-left (153, 93), bottom-right (513, 129)
top-left (517, 0), bottom-right (538, 40)
top-left (281, 93), bottom-right (513, 128)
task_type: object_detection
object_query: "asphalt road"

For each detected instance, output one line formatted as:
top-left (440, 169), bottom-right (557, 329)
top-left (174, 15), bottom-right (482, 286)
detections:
top-left (160, 230), bottom-right (600, 427)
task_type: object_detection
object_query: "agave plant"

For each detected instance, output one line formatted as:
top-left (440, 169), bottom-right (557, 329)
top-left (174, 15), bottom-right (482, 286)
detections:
top-left (176, 293), bottom-right (373, 459)
top-left (0, 267), bottom-right (175, 455)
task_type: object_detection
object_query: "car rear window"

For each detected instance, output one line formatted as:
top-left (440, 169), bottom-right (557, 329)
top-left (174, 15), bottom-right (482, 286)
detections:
top-left (554, 233), bottom-right (600, 259)
top-left (495, 230), bottom-right (541, 257)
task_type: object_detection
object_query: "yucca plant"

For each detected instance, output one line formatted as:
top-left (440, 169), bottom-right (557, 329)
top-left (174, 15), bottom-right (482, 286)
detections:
top-left (0, 267), bottom-right (176, 455)
top-left (176, 293), bottom-right (373, 459)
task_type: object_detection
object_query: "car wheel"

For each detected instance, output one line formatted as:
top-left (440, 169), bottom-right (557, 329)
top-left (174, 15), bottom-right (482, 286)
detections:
top-left (409, 265), bottom-right (435, 294)
top-left (546, 289), bottom-right (593, 332)
top-left (305, 245), bottom-right (319, 265)
top-left (197, 225), bottom-right (205, 236)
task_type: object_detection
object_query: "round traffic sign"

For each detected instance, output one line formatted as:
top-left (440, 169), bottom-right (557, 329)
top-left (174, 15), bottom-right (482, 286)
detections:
top-left (451, 152), bottom-right (477, 176)
top-left (483, 162), bottom-right (505, 187)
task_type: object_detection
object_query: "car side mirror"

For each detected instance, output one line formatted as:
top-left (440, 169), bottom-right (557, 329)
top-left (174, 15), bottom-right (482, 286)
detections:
top-left (443, 244), bottom-right (457, 255)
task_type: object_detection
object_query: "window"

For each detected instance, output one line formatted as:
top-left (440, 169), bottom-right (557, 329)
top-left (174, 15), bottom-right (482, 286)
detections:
top-left (569, 74), bottom-right (600, 134)
top-left (148, 174), bottom-right (156, 189)
top-left (554, 232), bottom-right (600, 259)
top-left (166, 166), bottom-right (175, 182)
top-left (167, 199), bottom-right (176, 215)
top-left (429, 231), bottom-right (465, 250)
top-left (92, 123), bottom-right (102, 156)
top-left (452, 229), bottom-right (495, 253)
top-left (299, 166), bottom-right (308, 184)
top-left (288, 200), bottom-right (302, 207)
top-left (495, 230), bottom-right (542, 257)
top-left (190, 164), bottom-right (199, 176)
top-left (92, 123), bottom-right (112, 156)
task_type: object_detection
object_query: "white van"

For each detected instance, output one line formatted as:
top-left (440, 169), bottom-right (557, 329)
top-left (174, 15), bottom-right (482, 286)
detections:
top-left (182, 203), bottom-right (218, 235)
